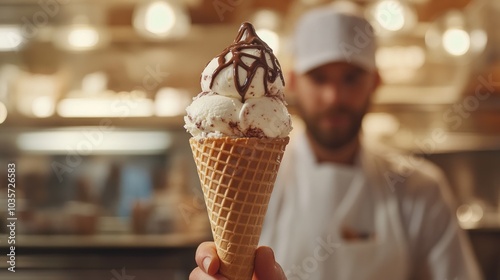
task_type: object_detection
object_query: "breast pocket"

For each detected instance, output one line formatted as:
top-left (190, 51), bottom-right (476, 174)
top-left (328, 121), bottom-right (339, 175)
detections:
top-left (327, 240), bottom-right (406, 280)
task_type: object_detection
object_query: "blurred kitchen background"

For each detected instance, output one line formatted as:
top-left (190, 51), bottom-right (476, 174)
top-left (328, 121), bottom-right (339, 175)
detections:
top-left (0, 0), bottom-right (499, 279)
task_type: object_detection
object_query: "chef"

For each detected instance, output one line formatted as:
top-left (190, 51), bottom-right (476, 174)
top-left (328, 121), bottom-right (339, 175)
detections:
top-left (190, 5), bottom-right (482, 280)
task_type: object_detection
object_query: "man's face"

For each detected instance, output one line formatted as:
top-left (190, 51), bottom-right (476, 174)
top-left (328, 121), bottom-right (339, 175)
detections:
top-left (290, 62), bottom-right (379, 150)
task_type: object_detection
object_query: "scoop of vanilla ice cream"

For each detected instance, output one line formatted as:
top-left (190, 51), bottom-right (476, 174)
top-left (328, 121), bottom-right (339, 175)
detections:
top-left (239, 97), bottom-right (291, 138)
top-left (201, 49), bottom-right (284, 100)
top-left (184, 93), bottom-right (243, 138)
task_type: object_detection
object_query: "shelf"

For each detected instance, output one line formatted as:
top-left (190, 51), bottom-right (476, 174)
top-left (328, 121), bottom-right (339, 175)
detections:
top-left (0, 231), bottom-right (211, 249)
top-left (0, 113), bottom-right (186, 129)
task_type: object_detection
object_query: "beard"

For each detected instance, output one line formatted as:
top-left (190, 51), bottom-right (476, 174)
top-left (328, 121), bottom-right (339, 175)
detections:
top-left (297, 102), bottom-right (369, 150)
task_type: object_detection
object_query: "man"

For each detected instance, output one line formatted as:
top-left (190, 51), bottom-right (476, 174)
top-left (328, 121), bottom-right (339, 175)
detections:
top-left (190, 5), bottom-right (481, 280)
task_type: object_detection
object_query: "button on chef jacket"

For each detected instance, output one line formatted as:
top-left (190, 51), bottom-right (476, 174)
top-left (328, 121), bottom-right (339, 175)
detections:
top-left (260, 132), bottom-right (482, 280)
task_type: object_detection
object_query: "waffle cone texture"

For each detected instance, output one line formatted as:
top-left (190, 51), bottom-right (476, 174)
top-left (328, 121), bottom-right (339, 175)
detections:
top-left (189, 137), bottom-right (289, 280)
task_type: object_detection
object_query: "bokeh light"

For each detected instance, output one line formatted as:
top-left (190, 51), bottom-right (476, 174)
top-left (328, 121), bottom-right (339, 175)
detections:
top-left (67, 26), bottom-right (100, 49)
top-left (374, 0), bottom-right (405, 31)
top-left (144, 1), bottom-right (176, 35)
top-left (442, 28), bottom-right (470, 56)
top-left (0, 101), bottom-right (8, 124)
top-left (256, 29), bottom-right (280, 53)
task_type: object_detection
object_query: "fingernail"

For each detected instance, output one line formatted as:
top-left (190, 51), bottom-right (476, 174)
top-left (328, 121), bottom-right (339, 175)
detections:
top-left (260, 246), bottom-right (275, 262)
top-left (203, 257), bottom-right (211, 272)
top-left (269, 248), bottom-right (276, 262)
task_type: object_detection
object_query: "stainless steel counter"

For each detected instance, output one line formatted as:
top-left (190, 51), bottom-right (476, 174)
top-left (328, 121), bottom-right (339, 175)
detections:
top-left (0, 231), bottom-right (210, 248)
top-left (0, 231), bottom-right (211, 280)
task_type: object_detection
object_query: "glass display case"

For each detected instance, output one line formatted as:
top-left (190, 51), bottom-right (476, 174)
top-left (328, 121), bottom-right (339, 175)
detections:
top-left (0, 127), bottom-right (211, 279)
top-left (0, 126), bottom-right (210, 235)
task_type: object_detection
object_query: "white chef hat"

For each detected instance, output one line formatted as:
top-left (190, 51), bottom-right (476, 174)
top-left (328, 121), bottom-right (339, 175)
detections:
top-left (292, 6), bottom-right (377, 74)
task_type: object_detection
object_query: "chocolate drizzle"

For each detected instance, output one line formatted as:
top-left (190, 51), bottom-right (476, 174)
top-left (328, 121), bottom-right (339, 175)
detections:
top-left (209, 22), bottom-right (284, 101)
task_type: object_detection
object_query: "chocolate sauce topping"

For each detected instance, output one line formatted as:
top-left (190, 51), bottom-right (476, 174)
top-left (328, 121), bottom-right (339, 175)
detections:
top-left (209, 22), bottom-right (284, 101)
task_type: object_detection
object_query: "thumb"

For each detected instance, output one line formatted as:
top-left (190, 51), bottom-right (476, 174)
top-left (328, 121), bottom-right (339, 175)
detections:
top-left (253, 246), bottom-right (286, 280)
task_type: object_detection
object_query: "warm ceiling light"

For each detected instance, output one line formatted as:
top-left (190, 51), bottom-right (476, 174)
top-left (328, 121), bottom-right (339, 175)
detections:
top-left (253, 9), bottom-right (281, 31)
top-left (53, 24), bottom-right (109, 51)
top-left (68, 26), bottom-right (100, 49)
top-left (256, 29), bottom-right (280, 53)
top-left (133, 0), bottom-right (190, 39)
top-left (145, 1), bottom-right (176, 35)
top-left (0, 101), bottom-right (7, 124)
top-left (374, 0), bottom-right (405, 31)
top-left (57, 95), bottom-right (154, 118)
top-left (442, 28), bottom-right (470, 56)
top-left (251, 9), bottom-right (281, 53)
top-left (0, 26), bottom-right (24, 51)
top-left (17, 130), bottom-right (172, 154)
top-left (470, 29), bottom-right (487, 53)
top-left (369, 0), bottom-right (417, 34)
top-left (425, 10), bottom-right (486, 60)
top-left (252, 9), bottom-right (282, 53)
top-left (32, 96), bottom-right (55, 118)
top-left (154, 87), bottom-right (191, 117)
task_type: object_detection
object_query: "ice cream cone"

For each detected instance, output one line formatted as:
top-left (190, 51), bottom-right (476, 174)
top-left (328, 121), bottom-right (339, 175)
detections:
top-left (189, 137), bottom-right (289, 280)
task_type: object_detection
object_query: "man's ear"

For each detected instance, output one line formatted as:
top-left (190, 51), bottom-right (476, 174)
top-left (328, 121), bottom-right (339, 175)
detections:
top-left (286, 70), bottom-right (297, 98)
top-left (372, 71), bottom-right (382, 91)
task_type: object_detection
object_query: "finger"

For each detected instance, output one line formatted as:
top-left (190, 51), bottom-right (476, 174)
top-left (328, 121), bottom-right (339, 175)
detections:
top-left (189, 267), bottom-right (229, 280)
top-left (253, 246), bottom-right (287, 280)
top-left (195, 241), bottom-right (220, 275)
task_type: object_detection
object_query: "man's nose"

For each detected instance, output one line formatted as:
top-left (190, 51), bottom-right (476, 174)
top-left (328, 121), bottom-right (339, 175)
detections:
top-left (321, 84), bottom-right (343, 106)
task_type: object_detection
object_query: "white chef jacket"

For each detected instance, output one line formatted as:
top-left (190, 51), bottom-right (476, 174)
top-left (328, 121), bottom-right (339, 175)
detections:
top-left (260, 132), bottom-right (482, 280)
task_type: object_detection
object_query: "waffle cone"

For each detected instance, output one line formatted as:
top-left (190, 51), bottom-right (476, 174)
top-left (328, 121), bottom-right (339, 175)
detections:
top-left (189, 137), bottom-right (289, 280)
